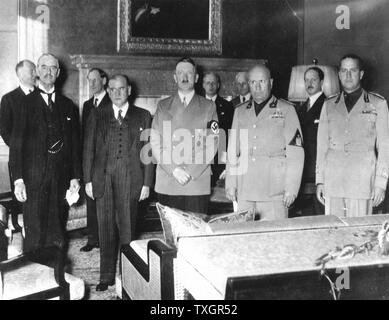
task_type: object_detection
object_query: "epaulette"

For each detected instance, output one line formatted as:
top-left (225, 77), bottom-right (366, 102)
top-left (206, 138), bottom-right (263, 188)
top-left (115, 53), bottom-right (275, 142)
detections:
top-left (368, 91), bottom-right (386, 100)
top-left (279, 98), bottom-right (294, 106)
top-left (326, 93), bottom-right (340, 101)
top-left (235, 99), bottom-right (251, 110)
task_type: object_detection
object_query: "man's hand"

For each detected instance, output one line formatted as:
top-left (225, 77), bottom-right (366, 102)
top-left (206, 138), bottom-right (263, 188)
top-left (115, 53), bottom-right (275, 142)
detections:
top-left (226, 187), bottom-right (237, 202)
top-left (283, 192), bottom-right (296, 208)
top-left (372, 187), bottom-right (386, 207)
top-left (139, 186), bottom-right (150, 202)
top-left (316, 184), bottom-right (325, 206)
top-left (14, 181), bottom-right (27, 203)
top-left (85, 182), bottom-right (94, 200)
top-left (69, 179), bottom-right (81, 193)
top-left (172, 167), bottom-right (191, 185)
top-left (218, 169), bottom-right (226, 180)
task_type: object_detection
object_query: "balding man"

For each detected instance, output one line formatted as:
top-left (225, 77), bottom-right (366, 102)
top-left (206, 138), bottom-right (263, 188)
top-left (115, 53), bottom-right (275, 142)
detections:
top-left (83, 74), bottom-right (153, 291)
top-left (9, 53), bottom-right (81, 254)
top-left (0, 60), bottom-right (36, 220)
top-left (231, 71), bottom-right (251, 108)
top-left (226, 65), bottom-right (304, 220)
top-left (0, 60), bottom-right (36, 146)
top-left (202, 71), bottom-right (234, 186)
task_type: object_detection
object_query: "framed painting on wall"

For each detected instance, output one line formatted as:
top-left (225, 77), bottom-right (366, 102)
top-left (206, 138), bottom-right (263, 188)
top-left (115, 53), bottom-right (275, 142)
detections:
top-left (117, 0), bottom-right (222, 55)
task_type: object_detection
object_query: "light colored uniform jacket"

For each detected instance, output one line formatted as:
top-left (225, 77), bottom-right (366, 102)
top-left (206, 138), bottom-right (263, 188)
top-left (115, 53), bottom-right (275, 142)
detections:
top-left (316, 90), bottom-right (389, 199)
top-left (151, 93), bottom-right (219, 196)
top-left (226, 96), bottom-right (304, 201)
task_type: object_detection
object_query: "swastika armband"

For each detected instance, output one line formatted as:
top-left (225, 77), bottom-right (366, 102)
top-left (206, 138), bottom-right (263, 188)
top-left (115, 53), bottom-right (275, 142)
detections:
top-left (208, 120), bottom-right (220, 134)
top-left (289, 129), bottom-right (303, 147)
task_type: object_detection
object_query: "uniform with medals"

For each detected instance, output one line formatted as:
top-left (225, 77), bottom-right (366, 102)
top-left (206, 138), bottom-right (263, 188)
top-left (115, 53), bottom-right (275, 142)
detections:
top-left (316, 89), bottom-right (389, 217)
top-left (226, 96), bottom-right (304, 220)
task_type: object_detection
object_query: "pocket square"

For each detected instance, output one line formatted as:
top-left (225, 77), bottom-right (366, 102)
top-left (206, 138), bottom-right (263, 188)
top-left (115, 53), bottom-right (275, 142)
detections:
top-left (314, 119), bottom-right (319, 124)
top-left (66, 117), bottom-right (71, 121)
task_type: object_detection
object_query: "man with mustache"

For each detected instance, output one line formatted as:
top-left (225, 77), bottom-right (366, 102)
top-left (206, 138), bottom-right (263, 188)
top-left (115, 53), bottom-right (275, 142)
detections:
top-left (316, 54), bottom-right (389, 217)
top-left (9, 53), bottom-right (81, 255)
top-left (151, 57), bottom-right (219, 214)
top-left (294, 67), bottom-right (326, 216)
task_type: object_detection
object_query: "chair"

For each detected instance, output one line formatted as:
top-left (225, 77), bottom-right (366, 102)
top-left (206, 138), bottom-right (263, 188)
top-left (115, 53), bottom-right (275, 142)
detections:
top-left (121, 239), bottom-right (178, 300)
top-left (0, 204), bottom-right (85, 300)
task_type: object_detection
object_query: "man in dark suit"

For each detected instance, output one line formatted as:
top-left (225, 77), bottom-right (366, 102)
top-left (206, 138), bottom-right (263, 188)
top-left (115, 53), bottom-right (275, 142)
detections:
top-left (202, 71), bottom-right (234, 187)
top-left (83, 74), bottom-right (153, 291)
top-left (9, 53), bottom-right (81, 254)
top-left (0, 60), bottom-right (36, 224)
top-left (79, 68), bottom-right (110, 253)
top-left (230, 71), bottom-right (251, 108)
top-left (295, 66), bottom-right (326, 216)
top-left (0, 60), bottom-right (36, 146)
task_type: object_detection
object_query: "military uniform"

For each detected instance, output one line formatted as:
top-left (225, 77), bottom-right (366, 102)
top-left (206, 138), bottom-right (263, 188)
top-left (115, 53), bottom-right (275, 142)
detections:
top-left (316, 90), bottom-right (389, 217)
top-left (226, 96), bottom-right (304, 220)
top-left (150, 93), bottom-right (219, 213)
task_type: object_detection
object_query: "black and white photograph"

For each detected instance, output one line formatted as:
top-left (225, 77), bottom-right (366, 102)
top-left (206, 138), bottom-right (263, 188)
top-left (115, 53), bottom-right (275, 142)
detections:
top-left (1, 0), bottom-right (389, 307)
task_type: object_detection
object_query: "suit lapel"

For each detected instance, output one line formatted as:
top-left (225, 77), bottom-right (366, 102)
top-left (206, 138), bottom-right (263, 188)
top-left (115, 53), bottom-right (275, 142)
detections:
top-left (304, 93), bottom-right (325, 123)
top-left (335, 93), bottom-right (349, 118)
top-left (255, 96), bottom-right (276, 124)
top-left (349, 91), bottom-right (365, 118)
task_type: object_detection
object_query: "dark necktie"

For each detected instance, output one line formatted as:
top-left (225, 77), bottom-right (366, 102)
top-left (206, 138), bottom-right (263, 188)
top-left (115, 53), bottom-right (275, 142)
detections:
top-left (242, 96), bottom-right (246, 103)
top-left (39, 89), bottom-right (54, 111)
top-left (94, 98), bottom-right (98, 107)
top-left (47, 93), bottom-right (54, 111)
top-left (306, 99), bottom-right (311, 112)
top-left (117, 109), bottom-right (123, 126)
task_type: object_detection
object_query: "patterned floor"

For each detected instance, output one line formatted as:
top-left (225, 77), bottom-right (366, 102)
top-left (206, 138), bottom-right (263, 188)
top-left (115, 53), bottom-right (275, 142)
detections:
top-left (66, 230), bottom-right (163, 300)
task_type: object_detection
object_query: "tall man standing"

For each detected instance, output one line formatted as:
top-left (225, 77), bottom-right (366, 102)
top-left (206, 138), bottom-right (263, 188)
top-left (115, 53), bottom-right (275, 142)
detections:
top-left (202, 71), bottom-right (234, 186)
top-left (0, 60), bottom-right (36, 146)
top-left (151, 57), bottom-right (219, 214)
top-left (80, 68), bottom-right (110, 252)
top-left (0, 60), bottom-right (36, 224)
top-left (83, 74), bottom-right (153, 291)
top-left (295, 67), bottom-right (326, 216)
top-left (230, 71), bottom-right (251, 108)
top-left (316, 54), bottom-right (389, 217)
top-left (226, 64), bottom-right (304, 220)
top-left (10, 53), bottom-right (81, 253)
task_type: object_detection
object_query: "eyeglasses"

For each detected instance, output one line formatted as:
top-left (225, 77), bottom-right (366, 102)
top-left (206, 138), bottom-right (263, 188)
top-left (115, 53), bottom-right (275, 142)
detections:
top-left (40, 65), bottom-right (59, 73)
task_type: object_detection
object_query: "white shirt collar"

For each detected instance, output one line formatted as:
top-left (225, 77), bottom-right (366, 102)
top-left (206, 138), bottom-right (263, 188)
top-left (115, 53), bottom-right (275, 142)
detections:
top-left (112, 101), bottom-right (129, 119)
top-left (206, 94), bottom-right (217, 102)
top-left (241, 93), bottom-right (251, 103)
top-left (93, 90), bottom-right (107, 107)
top-left (178, 90), bottom-right (195, 107)
top-left (38, 83), bottom-right (56, 104)
top-left (308, 91), bottom-right (323, 109)
top-left (19, 83), bottom-right (34, 96)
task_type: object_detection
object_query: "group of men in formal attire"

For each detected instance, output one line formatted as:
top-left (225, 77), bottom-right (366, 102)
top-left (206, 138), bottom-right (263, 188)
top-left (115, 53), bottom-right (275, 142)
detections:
top-left (1, 52), bottom-right (389, 292)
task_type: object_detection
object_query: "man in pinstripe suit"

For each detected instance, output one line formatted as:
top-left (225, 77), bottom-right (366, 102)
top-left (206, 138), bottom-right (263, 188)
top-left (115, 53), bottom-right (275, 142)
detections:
top-left (83, 74), bottom-right (153, 291)
top-left (10, 53), bottom-right (82, 253)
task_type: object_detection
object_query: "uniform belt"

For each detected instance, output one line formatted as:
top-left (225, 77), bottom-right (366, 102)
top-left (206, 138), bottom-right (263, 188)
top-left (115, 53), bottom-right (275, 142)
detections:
top-left (329, 143), bottom-right (374, 153)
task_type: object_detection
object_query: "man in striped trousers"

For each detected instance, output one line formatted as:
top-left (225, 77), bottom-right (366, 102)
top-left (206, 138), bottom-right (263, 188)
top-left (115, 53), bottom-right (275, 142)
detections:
top-left (83, 74), bottom-right (153, 291)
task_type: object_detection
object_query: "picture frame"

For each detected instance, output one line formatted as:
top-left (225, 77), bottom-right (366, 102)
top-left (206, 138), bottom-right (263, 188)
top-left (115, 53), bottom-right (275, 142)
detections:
top-left (117, 0), bottom-right (222, 55)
